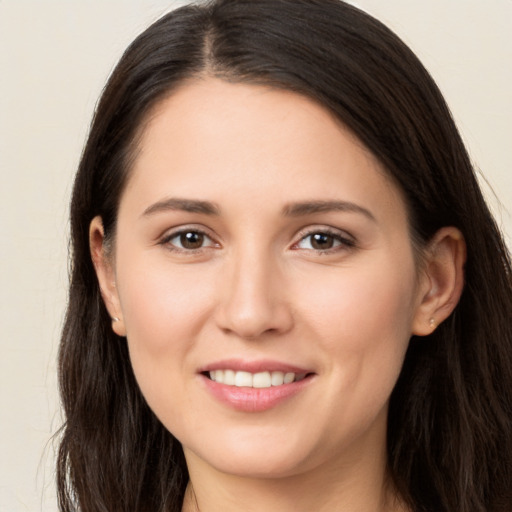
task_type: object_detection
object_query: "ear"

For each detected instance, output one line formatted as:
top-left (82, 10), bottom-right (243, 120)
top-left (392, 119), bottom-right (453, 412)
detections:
top-left (89, 216), bottom-right (126, 337)
top-left (412, 227), bottom-right (466, 336)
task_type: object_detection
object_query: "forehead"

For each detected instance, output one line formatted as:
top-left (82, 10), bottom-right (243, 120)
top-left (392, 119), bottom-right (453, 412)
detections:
top-left (120, 78), bottom-right (407, 227)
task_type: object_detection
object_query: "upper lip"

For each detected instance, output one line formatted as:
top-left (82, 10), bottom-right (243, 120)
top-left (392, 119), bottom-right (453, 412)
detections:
top-left (198, 358), bottom-right (313, 374)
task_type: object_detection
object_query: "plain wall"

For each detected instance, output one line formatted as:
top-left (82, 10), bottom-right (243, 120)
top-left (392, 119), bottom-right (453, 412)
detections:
top-left (0, 1), bottom-right (510, 510)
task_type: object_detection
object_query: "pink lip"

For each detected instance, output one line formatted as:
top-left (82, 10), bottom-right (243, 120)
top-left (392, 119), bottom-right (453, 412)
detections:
top-left (201, 376), bottom-right (313, 412)
top-left (199, 358), bottom-right (311, 374)
top-left (198, 359), bottom-right (315, 413)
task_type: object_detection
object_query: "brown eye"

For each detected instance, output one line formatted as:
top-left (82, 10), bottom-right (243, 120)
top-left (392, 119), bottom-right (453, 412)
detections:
top-left (180, 231), bottom-right (204, 249)
top-left (164, 230), bottom-right (215, 251)
top-left (310, 233), bottom-right (335, 250)
top-left (295, 230), bottom-right (354, 252)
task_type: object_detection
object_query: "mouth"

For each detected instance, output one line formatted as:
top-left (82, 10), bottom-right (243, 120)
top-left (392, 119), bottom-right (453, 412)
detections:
top-left (198, 360), bottom-right (316, 411)
top-left (203, 370), bottom-right (311, 388)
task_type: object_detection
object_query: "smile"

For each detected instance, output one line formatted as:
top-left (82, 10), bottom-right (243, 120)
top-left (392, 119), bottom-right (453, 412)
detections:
top-left (208, 370), bottom-right (308, 388)
top-left (201, 363), bottom-right (315, 412)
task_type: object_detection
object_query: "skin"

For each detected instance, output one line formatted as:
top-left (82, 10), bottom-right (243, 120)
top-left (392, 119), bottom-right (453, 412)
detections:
top-left (91, 78), bottom-right (465, 512)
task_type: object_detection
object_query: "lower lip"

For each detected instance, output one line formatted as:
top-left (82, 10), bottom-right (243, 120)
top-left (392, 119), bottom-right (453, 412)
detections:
top-left (201, 374), bottom-right (313, 412)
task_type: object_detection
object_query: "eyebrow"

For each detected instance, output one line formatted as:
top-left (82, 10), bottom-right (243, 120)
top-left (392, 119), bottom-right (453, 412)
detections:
top-left (141, 198), bottom-right (221, 217)
top-left (141, 197), bottom-right (375, 222)
top-left (282, 200), bottom-right (376, 222)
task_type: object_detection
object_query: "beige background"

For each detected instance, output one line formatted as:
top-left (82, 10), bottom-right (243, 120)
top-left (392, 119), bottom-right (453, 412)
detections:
top-left (0, 1), bottom-right (510, 510)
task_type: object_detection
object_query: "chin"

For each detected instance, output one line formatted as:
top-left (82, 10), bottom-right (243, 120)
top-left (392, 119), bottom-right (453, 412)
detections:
top-left (183, 432), bottom-right (316, 479)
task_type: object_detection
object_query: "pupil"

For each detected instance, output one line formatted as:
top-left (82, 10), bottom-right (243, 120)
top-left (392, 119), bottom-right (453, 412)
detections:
top-left (311, 233), bottom-right (333, 250)
top-left (181, 232), bottom-right (204, 249)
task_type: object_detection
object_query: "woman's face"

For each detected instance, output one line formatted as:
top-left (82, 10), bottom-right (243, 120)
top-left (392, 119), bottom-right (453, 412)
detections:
top-left (100, 78), bottom-right (430, 479)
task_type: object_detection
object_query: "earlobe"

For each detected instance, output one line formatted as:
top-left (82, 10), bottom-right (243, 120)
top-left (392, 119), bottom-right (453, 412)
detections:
top-left (89, 216), bottom-right (127, 337)
top-left (412, 227), bottom-right (466, 336)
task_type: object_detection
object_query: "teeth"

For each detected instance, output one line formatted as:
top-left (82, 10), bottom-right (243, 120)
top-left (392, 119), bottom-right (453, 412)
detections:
top-left (284, 372), bottom-right (295, 384)
top-left (208, 370), bottom-right (306, 387)
top-left (271, 371), bottom-right (284, 386)
top-left (253, 371), bottom-right (271, 388)
top-left (223, 369), bottom-right (236, 385)
top-left (235, 371), bottom-right (253, 387)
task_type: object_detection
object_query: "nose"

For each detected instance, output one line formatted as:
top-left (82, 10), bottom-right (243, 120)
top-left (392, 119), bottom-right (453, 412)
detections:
top-left (214, 248), bottom-right (294, 340)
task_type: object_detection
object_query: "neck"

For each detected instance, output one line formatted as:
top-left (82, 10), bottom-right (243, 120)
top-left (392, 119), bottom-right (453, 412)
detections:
top-left (182, 474), bottom-right (403, 512)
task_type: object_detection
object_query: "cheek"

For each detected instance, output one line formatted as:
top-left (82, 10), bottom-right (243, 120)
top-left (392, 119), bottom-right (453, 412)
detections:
top-left (301, 258), bottom-right (417, 433)
top-left (302, 259), bottom-right (415, 335)
top-left (295, 252), bottom-right (417, 383)
top-left (114, 257), bottom-right (219, 429)
top-left (117, 257), bottom-right (216, 355)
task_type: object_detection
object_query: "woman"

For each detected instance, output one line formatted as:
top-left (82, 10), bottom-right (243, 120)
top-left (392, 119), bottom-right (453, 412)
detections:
top-left (57, 0), bottom-right (512, 511)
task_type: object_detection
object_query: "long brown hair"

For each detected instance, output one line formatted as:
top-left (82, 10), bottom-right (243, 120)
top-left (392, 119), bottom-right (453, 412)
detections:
top-left (57, 1), bottom-right (512, 510)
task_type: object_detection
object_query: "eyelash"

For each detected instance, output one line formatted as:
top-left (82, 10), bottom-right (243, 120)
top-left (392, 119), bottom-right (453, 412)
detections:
top-left (159, 227), bottom-right (355, 255)
top-left (292, 228), bottom-right (356, 254)
top-left (160, 227), bottom-right (218, 253)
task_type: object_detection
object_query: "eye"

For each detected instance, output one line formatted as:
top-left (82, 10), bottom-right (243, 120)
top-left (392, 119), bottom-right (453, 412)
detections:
top-left (294, 230), bottom-right (354, 252)
top-left (162, 229), bottom-right (217, 251)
